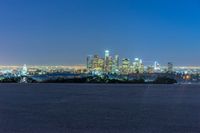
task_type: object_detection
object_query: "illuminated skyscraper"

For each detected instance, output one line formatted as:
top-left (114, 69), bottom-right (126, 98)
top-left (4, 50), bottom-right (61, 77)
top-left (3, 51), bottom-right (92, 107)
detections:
top-left (108, 56), bottom-right (113, 72)
top-left (97, 58), bottom-right (104, 71)
top-left (86, 55), bottom-right (93, 71)
top-left (121, 58), bottom-right (130, 75)
top-left (114, 55), bottom-right (119, 67)
top-left (88, 55), bottom-right (105, 72)
top-left (105, 50), bottom-right (110, 58)
top-left (133, 58), bottom-right (144, 73)
top-left (112, 55), bottom-right (120, 74)
top-left (104, 50), bottom-right (111, 73)
top-left (92, 55), bottom-right (99, 69)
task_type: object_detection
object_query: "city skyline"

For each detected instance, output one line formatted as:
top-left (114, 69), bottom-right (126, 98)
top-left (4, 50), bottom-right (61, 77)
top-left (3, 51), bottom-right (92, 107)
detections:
top-left (1, 0), bottom-right (200, 65)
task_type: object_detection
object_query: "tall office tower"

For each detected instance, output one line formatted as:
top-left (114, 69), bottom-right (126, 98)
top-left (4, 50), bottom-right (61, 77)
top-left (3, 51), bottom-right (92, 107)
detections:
top-left (121, 58), bottom-right (130, 75)
top-left (92, 55), bottom-right (99, 70)
top-left (167, 62), bottom-right (173, 73)
top-left (108, 56), bottom-right (113, 73)
top-left (114, 55), bottom-right (119, 67)
top-left (97, 58), bottom-right (104, 71)
top-left (105, 50), bottom-right (110, 58)
top-left (104, 50), bottom-right (110, 73)
top-left (86, 55), bottom-right (93, 71)
top-left (140, 63), bottom-right (145, 74)
top-left (132, 58), bottom-right (144, 74)
top-left (112, 55), bottom-right (120, 74)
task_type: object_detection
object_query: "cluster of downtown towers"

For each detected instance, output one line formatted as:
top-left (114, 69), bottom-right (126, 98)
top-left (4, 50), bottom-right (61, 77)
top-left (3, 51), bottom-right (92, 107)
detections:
top-left (86, 50), bottom-right (174, 75)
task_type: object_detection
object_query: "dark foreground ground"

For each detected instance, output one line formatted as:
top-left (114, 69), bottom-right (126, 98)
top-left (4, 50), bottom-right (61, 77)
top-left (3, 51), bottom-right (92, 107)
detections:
top-left (0, 84), bottom-right (200, 133)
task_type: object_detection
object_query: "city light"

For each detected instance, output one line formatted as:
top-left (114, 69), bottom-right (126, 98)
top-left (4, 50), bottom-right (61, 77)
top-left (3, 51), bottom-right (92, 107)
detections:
top-left (1, 50), bottom-right (200, 83)
top-left (86, 50), bottom-right (172, 75)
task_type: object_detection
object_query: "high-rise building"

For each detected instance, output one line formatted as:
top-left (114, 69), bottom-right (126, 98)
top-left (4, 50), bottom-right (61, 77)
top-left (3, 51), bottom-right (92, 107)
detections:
top-left (87, 54), bottom-right (105, 72)
top-left (112, 55), bottom-right (120, 74)
top-left (108, 56), bottom-right (113, 73)
top-left (167, 62), bottom-right (173, 73)
top-left (97, 58), bottom-right (104, 71)
top-left (86, 55), bottom-right (93, 71)
top-left (105, 50), bottom-right (110, 58)
top-left (92, 55), bottom-right (100, 70)
top-left (121, 58), bottom-right (130, 75)
top-left (132, 58), bottom-right (144, 74)
top-left (140, 64), bottom-right (144, 74)
top-left (104, 50), bottom-right (111, 73)
top-left (114, 55), bottom-right (119, 67)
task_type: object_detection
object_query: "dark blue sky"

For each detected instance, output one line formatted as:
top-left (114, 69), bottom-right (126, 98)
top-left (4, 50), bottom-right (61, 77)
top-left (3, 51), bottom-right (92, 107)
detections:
top-left (0, 0), bottom-right (200, 65)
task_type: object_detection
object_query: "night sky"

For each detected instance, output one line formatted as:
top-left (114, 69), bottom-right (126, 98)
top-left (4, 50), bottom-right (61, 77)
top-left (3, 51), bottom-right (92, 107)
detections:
top-left (0, 0), bottom-right (200, 66)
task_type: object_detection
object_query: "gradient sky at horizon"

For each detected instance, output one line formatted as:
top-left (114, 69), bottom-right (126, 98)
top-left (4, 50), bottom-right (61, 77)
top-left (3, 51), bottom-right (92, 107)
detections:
top-left (0, 0), bottom-right (200, 66)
